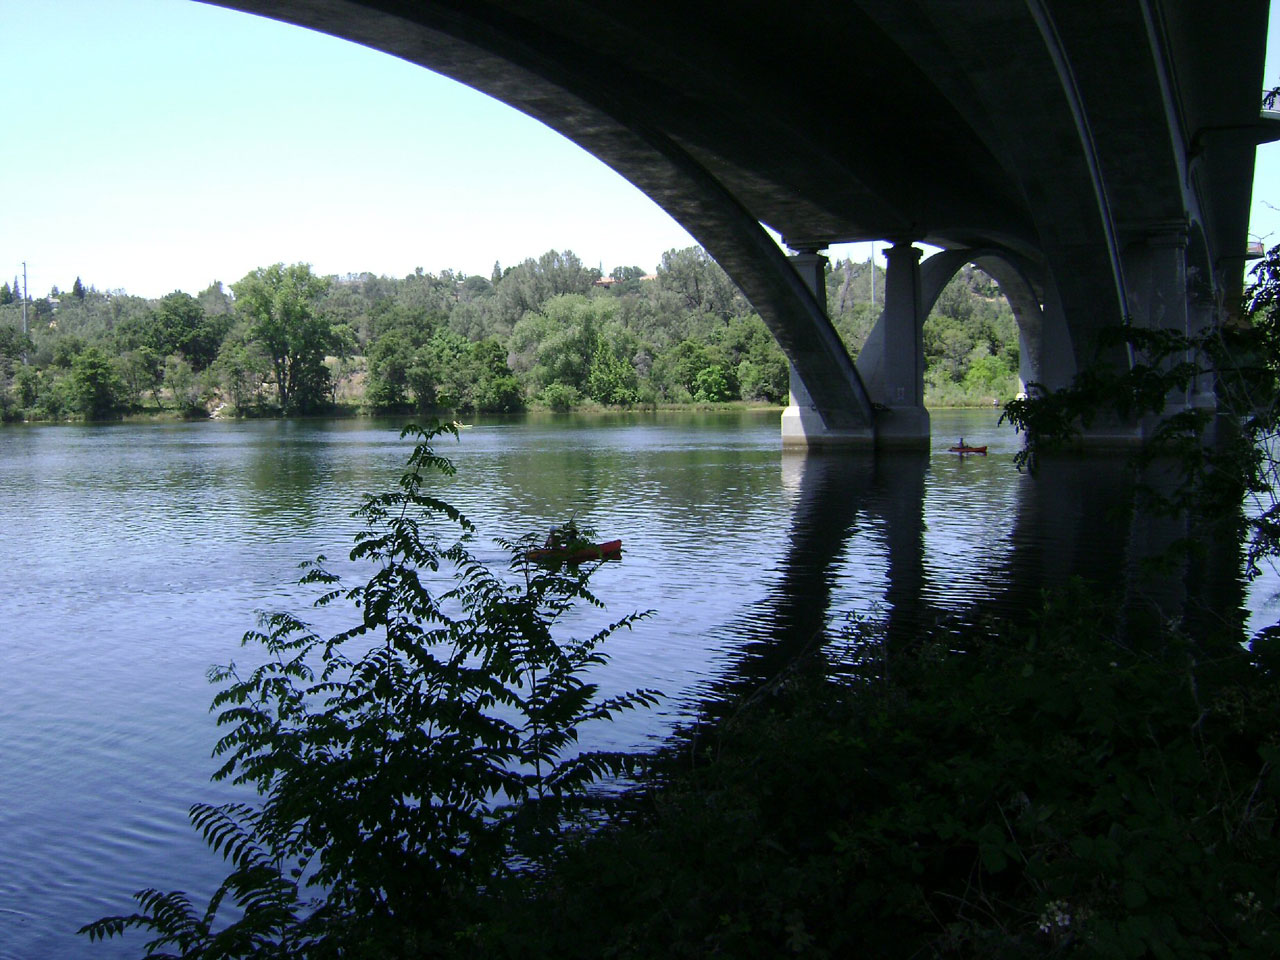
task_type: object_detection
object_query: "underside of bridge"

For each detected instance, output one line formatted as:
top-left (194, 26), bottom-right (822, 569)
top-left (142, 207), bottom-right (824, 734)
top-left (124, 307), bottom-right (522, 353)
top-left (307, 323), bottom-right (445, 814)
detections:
top-left (201, 0), bottom-right (1278, 446)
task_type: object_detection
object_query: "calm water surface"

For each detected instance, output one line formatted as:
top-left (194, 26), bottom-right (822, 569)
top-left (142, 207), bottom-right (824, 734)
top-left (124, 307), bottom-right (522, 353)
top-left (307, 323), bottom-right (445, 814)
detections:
top-left (0, 410), bottom-right (1271, 958)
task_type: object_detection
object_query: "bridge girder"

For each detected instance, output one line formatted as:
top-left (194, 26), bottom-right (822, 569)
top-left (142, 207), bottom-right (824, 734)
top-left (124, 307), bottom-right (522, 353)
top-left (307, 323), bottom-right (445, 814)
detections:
top-left (198, 0), bottom-right (1275, 442)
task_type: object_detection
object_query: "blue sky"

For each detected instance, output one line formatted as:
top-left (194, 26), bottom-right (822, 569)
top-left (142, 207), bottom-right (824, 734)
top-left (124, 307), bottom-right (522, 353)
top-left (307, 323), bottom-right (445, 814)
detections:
top-left (1, 0), bottom-right (1277, 300)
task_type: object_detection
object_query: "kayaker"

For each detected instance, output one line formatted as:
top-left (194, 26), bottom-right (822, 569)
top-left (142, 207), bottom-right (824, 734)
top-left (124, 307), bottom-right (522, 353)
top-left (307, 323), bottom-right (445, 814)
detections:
top-left (959, 437), bottom-right (965, 449)
top-left (543, 519), bottom-right (581, 549)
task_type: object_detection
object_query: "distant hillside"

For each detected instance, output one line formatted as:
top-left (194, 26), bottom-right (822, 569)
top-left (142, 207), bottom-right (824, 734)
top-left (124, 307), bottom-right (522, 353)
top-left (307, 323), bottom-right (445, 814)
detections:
top-left (0, 248), bottom-right (1020, 421)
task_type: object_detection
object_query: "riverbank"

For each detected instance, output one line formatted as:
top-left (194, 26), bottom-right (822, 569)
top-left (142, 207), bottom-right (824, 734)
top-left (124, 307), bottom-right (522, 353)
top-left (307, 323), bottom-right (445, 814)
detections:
top-left (5, 400), bottom-right (790, 426)
top-left (5, 395), bottom-right (1013, 425)
top-left (438, 589), bottom-right (1280, 958)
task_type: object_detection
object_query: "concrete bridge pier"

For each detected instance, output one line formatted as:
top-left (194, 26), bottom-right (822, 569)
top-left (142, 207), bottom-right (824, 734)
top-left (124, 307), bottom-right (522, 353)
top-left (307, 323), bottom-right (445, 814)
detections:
top-left (1126, 224), bottom-right (1207, 417)
top-left (782, 243), bottom-right (931, 449)
top-left (780, 250), bottom-right (875, 448)
top-left (1063, 222), bottom-right (1209, 447)
top-left (853, 241), bottom-right (931, 448)
top-left (875, 242), bottom-right (930, 446)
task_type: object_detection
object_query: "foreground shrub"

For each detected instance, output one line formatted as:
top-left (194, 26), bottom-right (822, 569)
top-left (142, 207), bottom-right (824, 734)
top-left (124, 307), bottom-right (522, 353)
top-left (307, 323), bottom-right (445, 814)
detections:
top-left (82, 422), bottom-right (656, 958)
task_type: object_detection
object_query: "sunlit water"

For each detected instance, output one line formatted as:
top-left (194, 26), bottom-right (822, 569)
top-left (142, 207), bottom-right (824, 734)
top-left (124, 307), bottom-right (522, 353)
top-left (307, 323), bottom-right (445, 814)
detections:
top-left (0, 410), bottom-right (1272, 958)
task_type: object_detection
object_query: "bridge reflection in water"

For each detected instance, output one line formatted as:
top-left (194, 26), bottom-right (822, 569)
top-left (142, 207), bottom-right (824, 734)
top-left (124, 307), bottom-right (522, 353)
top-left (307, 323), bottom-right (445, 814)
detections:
top-left (702, 448), bottom-right (1250, 710)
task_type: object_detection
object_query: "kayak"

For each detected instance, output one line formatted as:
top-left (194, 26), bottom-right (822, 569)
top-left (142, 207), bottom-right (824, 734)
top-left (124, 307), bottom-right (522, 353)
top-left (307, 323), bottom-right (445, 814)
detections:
top-left (948, 445), bottom-right (988, 455)
top-left (526, 539), bottom-right (623, 564)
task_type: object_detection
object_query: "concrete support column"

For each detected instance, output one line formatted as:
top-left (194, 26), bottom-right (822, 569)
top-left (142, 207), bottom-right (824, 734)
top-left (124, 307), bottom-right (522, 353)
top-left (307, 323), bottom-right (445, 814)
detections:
top-left (1185, 240), bottom-right (1218, 412)
top-left (1119, 228), bottom-right (1197, 613)
top-left (781, 250), bottom-right (874, 447)
top-left (786, 250), bottom-right (827, 305)
top-left (1187, 295), bottom-right (1217, 411)
top-left (1111, 222), bottom-right (1219, 433)
top-left (1136, 225), bottom-right (1193, 415)
top-left (1036, 282), bottom-right (1078, 393)
top-left (877, 241), bottom-right (930, 446)
top-left (781, 251), bottom-right (829, 443)
top-left (1069, 227), bottom-right (1196, 447)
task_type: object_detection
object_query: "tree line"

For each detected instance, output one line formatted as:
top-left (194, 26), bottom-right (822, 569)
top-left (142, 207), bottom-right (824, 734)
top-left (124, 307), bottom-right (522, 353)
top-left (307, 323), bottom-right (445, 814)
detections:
top-left (0, 247), bottom-right (1020, 421)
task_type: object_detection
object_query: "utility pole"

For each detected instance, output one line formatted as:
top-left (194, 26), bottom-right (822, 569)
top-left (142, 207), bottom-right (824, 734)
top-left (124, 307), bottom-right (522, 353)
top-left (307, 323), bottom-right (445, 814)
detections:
top-left (21, 262), bottom-right (29, 365)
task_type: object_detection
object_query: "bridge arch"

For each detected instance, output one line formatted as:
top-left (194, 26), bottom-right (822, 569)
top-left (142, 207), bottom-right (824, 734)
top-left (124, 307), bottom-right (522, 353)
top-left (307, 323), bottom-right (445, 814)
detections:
top-left (922, 249), bottom-right (1038, 395)
top-left (856, 246), bottom-right (1078, 401)
top-left (200, 0), bottom-right (1268, 445)
top-left (206, 0), bottom-right (876, 438)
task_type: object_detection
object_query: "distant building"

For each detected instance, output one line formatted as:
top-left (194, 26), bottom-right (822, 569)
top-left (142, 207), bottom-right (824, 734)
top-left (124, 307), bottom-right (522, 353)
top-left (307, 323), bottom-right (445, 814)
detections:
top-left (593, 274), bottom-right (657, 287)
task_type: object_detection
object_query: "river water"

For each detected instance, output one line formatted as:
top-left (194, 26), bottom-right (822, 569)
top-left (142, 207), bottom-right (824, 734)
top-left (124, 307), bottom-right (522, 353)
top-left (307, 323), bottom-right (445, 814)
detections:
top-left (0, 409), bottom-right (1273, 958)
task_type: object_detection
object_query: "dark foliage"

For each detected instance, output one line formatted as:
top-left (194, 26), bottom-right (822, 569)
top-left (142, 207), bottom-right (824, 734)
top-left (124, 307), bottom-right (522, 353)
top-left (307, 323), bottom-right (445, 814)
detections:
top-left (1002, 244), bottom-right (1280, 581)
top-left (481, 589), bottom-right (1280, 958)
top-left (81, 422), bottom-right (657, 958)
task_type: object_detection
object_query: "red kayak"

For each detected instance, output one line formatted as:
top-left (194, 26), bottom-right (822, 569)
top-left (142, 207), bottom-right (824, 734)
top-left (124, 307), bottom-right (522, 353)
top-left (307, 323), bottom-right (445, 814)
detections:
top-left (948, 445), bottom-right (988, 455)
top-left (526, 539), bottom-right (622, 564)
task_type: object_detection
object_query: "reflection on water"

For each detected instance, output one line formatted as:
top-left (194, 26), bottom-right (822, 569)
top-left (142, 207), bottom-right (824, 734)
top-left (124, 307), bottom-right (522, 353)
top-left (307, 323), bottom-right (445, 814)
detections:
top-left (702, 407), bottom-right (1258, 711)
top-left (0, 410), bottom-right (1267, 958)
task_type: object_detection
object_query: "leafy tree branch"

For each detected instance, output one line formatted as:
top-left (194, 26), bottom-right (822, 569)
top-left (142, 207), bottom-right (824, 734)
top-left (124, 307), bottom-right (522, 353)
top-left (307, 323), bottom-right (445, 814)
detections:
top-left (82, 422), bottom-right (657, 957)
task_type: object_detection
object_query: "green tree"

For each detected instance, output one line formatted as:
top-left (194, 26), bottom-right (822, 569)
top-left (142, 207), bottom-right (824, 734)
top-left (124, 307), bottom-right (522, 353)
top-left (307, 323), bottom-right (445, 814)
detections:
top-left (12, 365), bottom-right (38, 409)
top-left (154, 291), bottom-right (227, 371)
top-left (231, 264), bottom-right (334, 414)
top-left (50, 335), bottom-right (85, 369)
top-left (412, 329), bottom-right (473, 410)
top-left (715, 314), bottom-right (787, 403)
top-left (33, 368), bottom-right (70, 419)
top-left (164, 355), bottom-right (203, 414)
top-left (585, 337), bottom-right (639, 405)
top-left (539, 381), bottom-right (580, 411)
top-left (655, 338), bottom-right (722, 399)
top-left (67, 346), bottom-right (123, 419)
top-left (0, 324), bottom-right (31, 375)
top-left (469, 337), bottom-right (525, 412)
top-left (472, 372), bottom-right (524, 413)
top-left (197, 280), bottom-right (234, 318)
top-left (364, 331), bottom-right (416, 412)
top-left (214, 337), bottom-right (270, 414)
top-left (962, 351), bottom-right (1016, 398)
top-left (692, 363), bottom-right (735, 402)
top-left (114, 348), bottom-right (161, 409)
top-left (491, 250), bottom-right (598, 330)
top-left (656, 247), bottom-right (743, 319)
top-left (510, 294), bottom-right (607, 395)
top-left (610, 265), bottom-right (647, 283)
top-left (72, 276), bottom-right (86, 300)
top-left (925, 319), bottom-right (975, 381)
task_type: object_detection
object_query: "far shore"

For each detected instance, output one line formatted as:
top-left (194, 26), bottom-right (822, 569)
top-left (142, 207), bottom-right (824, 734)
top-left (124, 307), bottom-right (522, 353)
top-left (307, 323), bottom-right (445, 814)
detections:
top-left (3, 397), bottom-right (1013, 426)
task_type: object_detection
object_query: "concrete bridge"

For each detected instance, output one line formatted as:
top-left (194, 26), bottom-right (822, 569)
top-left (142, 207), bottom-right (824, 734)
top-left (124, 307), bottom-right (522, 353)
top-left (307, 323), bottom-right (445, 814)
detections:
top-left (202, 0), bottom-right (1278, 446)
